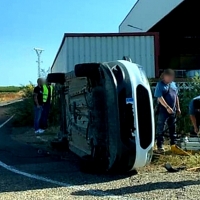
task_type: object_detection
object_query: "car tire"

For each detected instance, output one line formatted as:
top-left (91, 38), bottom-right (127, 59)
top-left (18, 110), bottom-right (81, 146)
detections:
top-left (74, 63), bottom-right (100, 77)
top-left (47, 73), bottom-right (65, 84)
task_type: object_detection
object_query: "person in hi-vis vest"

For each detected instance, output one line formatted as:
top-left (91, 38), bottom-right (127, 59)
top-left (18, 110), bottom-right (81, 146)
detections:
top-left (40, 79), bottom-right (53, 129)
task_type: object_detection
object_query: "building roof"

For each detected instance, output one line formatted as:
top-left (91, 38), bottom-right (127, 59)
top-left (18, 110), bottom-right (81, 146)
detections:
top-left (119, 0), bottom-right (184, 33)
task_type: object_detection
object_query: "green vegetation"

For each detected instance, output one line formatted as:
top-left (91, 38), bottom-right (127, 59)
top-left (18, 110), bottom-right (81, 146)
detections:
top-left (177, 75), bottom-right (200, 134)
top-left (9, 84), bottom-right (35, 126)
top-left (0, 86), bottom-right (21, 93)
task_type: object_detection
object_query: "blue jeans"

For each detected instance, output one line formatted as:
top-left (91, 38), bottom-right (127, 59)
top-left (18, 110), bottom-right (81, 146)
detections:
top-left (40, 102), bottom-right (51, 129)
top-left (34, 106), bottom-right (43, 131)
top-left (156, 109), bottom-right (177, 148)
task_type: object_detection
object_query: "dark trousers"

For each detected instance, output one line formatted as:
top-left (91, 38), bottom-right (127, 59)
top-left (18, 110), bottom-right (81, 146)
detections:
top-left (156, 109), bottom-right (177, 148)
top-left (40, 102), bottom-right (51, 129)
top-left (34, 106), bottom-right (43, 131)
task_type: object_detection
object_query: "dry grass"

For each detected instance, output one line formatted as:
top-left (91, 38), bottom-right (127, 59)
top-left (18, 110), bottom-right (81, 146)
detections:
top-left (152, 151), bottom-right (200, 168)
top-left (0, 91), bottom-right (23, 102)
top-left (151, 142), bottom-right (200, 170)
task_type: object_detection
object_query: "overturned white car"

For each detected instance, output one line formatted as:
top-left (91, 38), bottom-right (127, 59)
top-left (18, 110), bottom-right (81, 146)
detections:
top-left (47, 59), bottom-right (155, 172)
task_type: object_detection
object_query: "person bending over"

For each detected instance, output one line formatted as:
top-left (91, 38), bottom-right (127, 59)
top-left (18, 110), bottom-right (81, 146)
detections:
top-left (189, 97), bottom-right (200, 136)
top-left (154, 69), bottom-right (181, 154)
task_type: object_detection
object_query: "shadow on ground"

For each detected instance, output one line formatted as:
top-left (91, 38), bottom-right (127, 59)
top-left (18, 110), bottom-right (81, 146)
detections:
top-left (71, 180), bottom-right (200, 197)
top-left (0, 118), bottom-right (137, 194)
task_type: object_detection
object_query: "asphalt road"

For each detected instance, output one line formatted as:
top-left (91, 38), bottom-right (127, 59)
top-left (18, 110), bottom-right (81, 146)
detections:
top-left (0, 105), bottom-right (135, 200)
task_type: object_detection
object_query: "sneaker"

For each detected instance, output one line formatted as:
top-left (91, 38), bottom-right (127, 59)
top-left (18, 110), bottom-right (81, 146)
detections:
top-left (35, 130), bottom-right (40, 134)
top-left (39, 129), bottom-right (45, 134)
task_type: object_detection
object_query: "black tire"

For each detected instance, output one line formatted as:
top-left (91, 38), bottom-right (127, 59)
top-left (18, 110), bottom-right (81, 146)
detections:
top-left (47, 73), bottom-right (65, 84)
top-left (74, 63), bottom-right (100, 77)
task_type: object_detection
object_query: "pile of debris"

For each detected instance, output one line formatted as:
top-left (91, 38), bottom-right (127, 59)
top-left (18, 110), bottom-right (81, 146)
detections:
top-left (156, 136), bottom-right (200, 173)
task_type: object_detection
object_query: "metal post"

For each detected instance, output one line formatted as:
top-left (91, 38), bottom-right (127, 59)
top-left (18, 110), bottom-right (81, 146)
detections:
top-left (34, 48), bottom-right (44, 78)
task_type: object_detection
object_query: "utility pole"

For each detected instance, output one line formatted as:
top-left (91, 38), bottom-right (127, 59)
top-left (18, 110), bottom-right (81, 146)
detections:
top-left (34, 48), bottom-right (44, 78)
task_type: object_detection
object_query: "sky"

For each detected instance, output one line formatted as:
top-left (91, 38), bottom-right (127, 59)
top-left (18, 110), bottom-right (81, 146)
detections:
top-left (0, 0), bottom-right (136, 86)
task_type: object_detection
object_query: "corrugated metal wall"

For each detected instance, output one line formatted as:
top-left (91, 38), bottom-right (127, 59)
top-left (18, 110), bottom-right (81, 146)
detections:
top-left (52, 35), bottom-right (156, 78)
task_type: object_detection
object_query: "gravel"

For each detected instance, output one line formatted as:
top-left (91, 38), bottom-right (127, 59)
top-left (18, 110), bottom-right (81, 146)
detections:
top-left (0, 160), bottom-right (200, 200)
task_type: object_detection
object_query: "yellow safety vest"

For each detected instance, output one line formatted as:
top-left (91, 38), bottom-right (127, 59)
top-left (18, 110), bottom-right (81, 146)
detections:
top-left (43, 85), bottom-right (53, 103)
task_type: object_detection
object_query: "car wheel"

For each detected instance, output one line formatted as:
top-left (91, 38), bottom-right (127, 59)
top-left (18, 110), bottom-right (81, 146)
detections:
top-left (47, 73), bottom-right (65, 84)
top-left (74, 63), bottom-right (100, 77)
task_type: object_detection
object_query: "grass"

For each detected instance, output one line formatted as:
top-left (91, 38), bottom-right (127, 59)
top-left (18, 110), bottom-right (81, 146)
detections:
top-left (0, 86), bottom-right (21, 93)
top-left (152, 153), bottom-right (200, 168)
top-left (0, 86), bottom-right (24, 103)
top-left (0, 91), bottom-right (23, 102)
top-left (151, 143), bottom-right (200, 169)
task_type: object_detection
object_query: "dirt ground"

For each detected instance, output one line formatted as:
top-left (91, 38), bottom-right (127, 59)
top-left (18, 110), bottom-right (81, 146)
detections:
top-left (0, 92), bottom-right (22, 102)
top-left (11, 126), bottom-right (60, 154)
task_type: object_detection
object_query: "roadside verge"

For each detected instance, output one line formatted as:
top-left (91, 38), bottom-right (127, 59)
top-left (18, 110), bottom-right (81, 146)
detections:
top-left (0, 99), bottom-right (23, 107)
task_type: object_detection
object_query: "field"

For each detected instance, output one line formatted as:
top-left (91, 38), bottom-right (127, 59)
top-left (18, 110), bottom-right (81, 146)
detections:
top-left (0, 86), bottom-right (23, 102)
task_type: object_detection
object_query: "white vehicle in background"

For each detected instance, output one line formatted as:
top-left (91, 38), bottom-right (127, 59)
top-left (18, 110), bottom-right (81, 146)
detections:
top-left (47, 58), bottom-right (155, 172)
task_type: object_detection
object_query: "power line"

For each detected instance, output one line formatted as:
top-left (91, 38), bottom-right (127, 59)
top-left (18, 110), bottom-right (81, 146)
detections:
top-left (34, 48), bottom-right (44, 78)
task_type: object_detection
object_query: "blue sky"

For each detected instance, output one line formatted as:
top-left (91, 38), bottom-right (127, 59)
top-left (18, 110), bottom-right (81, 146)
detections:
top-left (0, 0), bottom-right (136, 86)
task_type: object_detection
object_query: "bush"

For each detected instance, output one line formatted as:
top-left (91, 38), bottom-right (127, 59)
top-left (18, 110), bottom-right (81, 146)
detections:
top-left (11, 83), bottom-right (35, 127)
top-left (177, 75), bottom-right (200, 134)
top-left (10, 83), bottom-right (60, 127)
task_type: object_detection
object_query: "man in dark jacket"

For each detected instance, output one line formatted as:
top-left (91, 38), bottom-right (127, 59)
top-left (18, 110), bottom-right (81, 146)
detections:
top-left (33, 78), bottom-right (45, 134)
top-left (154, 69), bottom-right (181, 153)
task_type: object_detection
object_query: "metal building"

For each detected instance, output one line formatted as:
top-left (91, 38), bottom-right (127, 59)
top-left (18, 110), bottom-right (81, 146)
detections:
top-left (51, 33), bottom-right (159, 78)
top-left (119, 0), bottom-right (200, 77)
top-left (119, 0), bottom-right (184, 33)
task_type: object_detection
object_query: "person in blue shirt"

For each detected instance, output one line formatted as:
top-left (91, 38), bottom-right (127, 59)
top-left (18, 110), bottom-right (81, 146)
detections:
top-left (154, 69), bottom-right (181, 153)
top-left (189, 96), bottom-right (200, 136)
